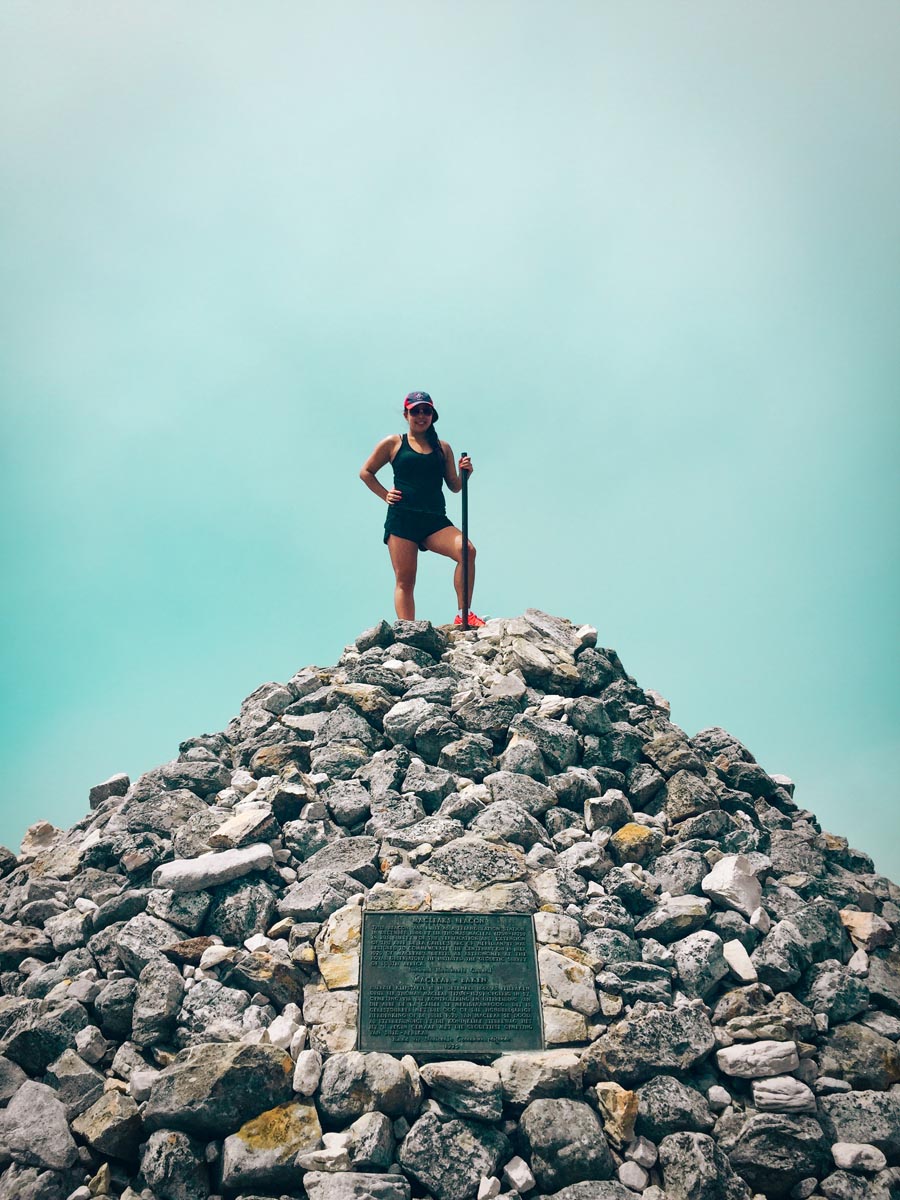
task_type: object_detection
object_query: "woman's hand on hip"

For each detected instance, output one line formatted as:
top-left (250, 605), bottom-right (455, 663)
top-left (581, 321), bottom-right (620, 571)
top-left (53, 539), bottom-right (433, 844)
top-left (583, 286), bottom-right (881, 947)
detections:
top-left (459, 455), bottom-right (473, 475)
top-left (386, 488), bottom-right (402, 505)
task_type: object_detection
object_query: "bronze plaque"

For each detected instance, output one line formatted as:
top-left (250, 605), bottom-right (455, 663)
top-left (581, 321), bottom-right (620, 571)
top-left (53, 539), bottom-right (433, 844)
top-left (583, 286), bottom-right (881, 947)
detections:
top-left (358, 911), bottom-right (543, 1054)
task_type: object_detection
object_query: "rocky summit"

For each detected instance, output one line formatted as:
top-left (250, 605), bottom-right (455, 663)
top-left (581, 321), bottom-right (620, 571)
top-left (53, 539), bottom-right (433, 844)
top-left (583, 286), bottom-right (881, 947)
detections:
top-left (0, 609), bottom-right (898, 1200)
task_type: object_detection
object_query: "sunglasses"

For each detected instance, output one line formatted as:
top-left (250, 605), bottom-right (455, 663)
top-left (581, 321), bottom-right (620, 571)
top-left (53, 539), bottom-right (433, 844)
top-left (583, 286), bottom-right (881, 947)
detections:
top-left (408, 406), bottom-right (433, 416)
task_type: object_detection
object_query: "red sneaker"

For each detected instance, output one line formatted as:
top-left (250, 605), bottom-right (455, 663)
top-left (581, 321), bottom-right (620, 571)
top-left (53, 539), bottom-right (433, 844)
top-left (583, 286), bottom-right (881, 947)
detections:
top-left (454, 612), bottom-right (486, 628)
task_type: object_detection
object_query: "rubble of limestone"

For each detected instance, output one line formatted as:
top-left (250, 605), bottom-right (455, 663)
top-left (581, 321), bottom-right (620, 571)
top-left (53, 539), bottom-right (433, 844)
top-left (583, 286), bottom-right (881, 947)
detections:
top-left (0, 609), bottom-right (898, 1200)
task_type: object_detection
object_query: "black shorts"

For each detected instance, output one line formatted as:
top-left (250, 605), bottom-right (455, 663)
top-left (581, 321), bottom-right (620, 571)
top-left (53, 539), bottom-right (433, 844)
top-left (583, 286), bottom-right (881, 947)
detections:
top-left (384, 508), bottom-right (453, 551)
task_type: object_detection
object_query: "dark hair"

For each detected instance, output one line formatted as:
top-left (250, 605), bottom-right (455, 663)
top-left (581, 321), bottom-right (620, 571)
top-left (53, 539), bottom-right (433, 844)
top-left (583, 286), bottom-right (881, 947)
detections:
top-left (402, 407), bottom-right (444, 465)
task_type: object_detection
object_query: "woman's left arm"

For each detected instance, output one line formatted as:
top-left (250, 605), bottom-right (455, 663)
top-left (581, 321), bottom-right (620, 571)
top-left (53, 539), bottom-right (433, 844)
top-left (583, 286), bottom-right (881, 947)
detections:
top-left (443, 442), bottom-right (473, 494)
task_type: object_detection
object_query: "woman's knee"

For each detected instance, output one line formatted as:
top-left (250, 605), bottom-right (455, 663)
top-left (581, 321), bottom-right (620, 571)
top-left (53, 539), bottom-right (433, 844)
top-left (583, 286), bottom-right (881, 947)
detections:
top-left (394, 567), bottom-right (417, 590)
top-left (465, 539), bottom-right (476, 561)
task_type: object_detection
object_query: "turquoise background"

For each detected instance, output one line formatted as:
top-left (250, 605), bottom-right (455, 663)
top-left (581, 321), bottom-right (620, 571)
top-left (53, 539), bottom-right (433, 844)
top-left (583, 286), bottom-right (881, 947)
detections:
top-left (2, 3), bottom-right (898, 877)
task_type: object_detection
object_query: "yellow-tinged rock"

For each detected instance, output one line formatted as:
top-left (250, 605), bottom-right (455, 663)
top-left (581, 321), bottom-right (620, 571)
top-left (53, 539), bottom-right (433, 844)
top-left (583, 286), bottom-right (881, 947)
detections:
top-left (221, 1101), bottom-right (322, 1190)
top-left (609, 822), bottom-right (659, 865)
top-left (594, 1081), bottom-right (638, 1147)
top-left (315, 902), bottom-right (362, 989)
top-left (558, 946), bottom-right (599, 970)
top-left (839, 908), bottom-right (894, 951)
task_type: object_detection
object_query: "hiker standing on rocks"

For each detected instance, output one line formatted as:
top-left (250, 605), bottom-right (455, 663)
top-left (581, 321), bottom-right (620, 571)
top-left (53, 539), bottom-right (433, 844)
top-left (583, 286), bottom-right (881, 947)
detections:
top-left (360, 392), bottom-right (485, 627)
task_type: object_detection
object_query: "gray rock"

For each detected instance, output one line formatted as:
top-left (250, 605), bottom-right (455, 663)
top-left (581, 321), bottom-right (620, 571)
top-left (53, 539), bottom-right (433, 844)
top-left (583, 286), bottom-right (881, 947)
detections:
top-left (584, 791), bottom-right (633, 831)
top-left (0, 1054), bottom-right (26, 1104)
top-left (384, 699), bottom-right (445, 746)
top-left (294, 836), bottom-right (381, 886)
top-left (724, 1113), bottom-right (830, 1198)
top-left (144, 1042), bottom-right (294, 1136)
top-left (635, 1075), bottom-right (715, 1141)
top-left (663, 770), bottom-right (718, 823)
top-left (347, 1110), bottom-right (396, 1170)
top-left (94, 977), bottom-right (137, 1039)
top-left (651, 849), bottom-right (707, 896)
top-left (44, 1049), bottom-right (105, 1118)
top-left (151, 844), bottom-right (275, 893)
top-left (751, 918), bottom-right (812, 989)
top-left (422, 836), bottom-right (527, 889)
top-left (635, 894), bottom-right (712, 942)
top-left (520, 1098), bottom-right (615, 1191)
top-left (204, 878), bottom-right (276, 942)
top-left (117, 912), bottom-right (184, 975)
top-left (303, 1171), bottom-right (411, 1200)
top-left (716, 1040), bottom-right (800, 1078)
top-left (140, 1129), bottom-right (209, 1200)
top-left (399, 1110), bottom-right (509, 1200)
top-left (534, 1185), bottom-right (635, 1200)
top-left (318, 1052), bottom-right (419, 1122)
top-left (582, 1002), bottom-right (716, 1087)
top-left (323, 779), bottom-right (372, 826)
top-left (819, 1021), bottom-right (900, 1090)
top-left (70, 1089), bottom-right (143, 1159)
top-left (867, 950), bottom-right (900, 1014)
top-left (176, 978), bottom-right (250, 1045)
top-left (438, 733), bottom-right (495, 780)
top-left (818, 1090), bottom-right (900, 1158)
top-left (0, 1001), bottom-right (88, 1074)
top-left (0, 1080), bottom-right (77, 1169)
top-left (132, 956), bottom-right (185, 1046)
top-left (658, 1131), bottom-right (751, 1200)
top-left (469, 800), bottom-right (548, 849)
top-left (419, 1061), bottom-right (503, 1120)
top-left (146, 887), bottom-right (211, 933)
top-left (671, 929), bottom-right (729, 998)
top-left (801, 960), bottom-right (869, 1024)
top-left (220, 1100), bottom-right (322, 1190)
top-left (509, 715), bottom-right (578, 773)
top-left (483, 771), bottom-right (557, 816)
top-left (538, 946), bottom-right (599, 1015)
top-left (0, 1162), bottom-right (82, 1200)
top-left (494, 1050), bottom-right (584, 1106)
top-left (278, 870), bottom-right (366, 920)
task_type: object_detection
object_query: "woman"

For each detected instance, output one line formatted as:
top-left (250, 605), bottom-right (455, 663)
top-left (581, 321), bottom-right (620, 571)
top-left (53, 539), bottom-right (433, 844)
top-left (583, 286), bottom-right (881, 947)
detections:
top-left (360, 392), bottom-right (485, 627)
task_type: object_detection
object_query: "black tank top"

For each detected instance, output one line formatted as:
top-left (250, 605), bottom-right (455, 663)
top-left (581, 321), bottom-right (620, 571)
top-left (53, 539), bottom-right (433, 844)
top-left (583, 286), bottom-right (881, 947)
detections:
top-left (390, 434), bottom-right (446, 514)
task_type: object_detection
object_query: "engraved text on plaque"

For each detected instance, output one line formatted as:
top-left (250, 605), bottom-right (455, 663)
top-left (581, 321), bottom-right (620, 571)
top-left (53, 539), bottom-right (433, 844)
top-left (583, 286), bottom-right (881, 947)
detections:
top-left (358, 912), bottom-right (543, 1054)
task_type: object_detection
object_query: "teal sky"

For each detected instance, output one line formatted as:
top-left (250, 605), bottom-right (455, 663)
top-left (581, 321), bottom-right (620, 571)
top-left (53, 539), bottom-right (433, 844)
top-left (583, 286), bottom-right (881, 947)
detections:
top-left (2, 3), bottom-right (898, 879)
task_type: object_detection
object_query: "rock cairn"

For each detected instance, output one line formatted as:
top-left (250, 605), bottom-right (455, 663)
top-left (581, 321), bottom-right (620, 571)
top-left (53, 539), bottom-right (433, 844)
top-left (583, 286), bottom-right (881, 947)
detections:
top-left (0, 610), bottom-right (898, 1200)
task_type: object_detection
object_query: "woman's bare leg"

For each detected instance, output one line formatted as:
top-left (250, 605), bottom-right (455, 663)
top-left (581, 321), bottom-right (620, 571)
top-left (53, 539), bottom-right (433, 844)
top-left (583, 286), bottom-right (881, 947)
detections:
top-left (422, 525), bottom-right (476, 609)
top-left (387, 535), bottom-right (419, 619)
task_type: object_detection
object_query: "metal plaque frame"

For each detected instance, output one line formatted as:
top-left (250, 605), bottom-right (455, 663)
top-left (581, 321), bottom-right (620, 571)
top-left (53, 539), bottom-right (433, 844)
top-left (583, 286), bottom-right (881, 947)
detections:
top-left (358, 911), bottom-right (543, 1054)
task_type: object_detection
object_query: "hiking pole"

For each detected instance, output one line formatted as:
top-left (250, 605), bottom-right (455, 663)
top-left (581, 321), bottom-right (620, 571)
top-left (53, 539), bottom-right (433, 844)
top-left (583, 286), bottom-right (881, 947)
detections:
top-left (461, 452), bottom-right (470, 630)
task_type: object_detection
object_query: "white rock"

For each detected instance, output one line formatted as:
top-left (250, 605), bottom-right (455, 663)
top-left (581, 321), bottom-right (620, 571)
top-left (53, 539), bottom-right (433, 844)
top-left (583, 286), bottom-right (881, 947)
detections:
top-left (73, 898), bottom-right (99, 915)
top-left (290, 1026), bottom-right (308, 1059)
top-left (847, 948), bottom-right (869, 976)
top-left (701, 854), bottom-right (762, 918)
top-left (293, 1049), bottom-right (323, 1095)
top-left (750, 906), bottom-right (771, 934)
top-left (625, 1135), bottom-right (658, 1168)
top-left (74, 1025), bottom-right (108, 1065)
top-left (502, 1155), bottom-right (536, 1192)
top-left (707, 1085), bottom-right (731, 1111)
top-left (533, 911), bottom-right (582, 945)
top-left (716, 1040), bottom-right (800, 1078)
top-left (296, 1146), bottom-right (351, 1171)
top-left (752, 1074), bottom-right (817, 1112)
top-left (129, 1069), bottom-right (160, 1102)
top-left (477, 1177), bottom-right (501, 1200)
top-left (244, 933), bottom-right (271, 952)
top-left (618, 1160), bottom-right (649, 1190)
top-left (538, 947), bottom-right (600, 1015)
top-left (199, 944), bottom-right (236, 970)
top-left (151, 843), bottom-right (274, 893)
top-left (832, 1142), bottom-right (887, 1172)
top-left (267, 1014), bottom-right (298, 1050)
top-left (322, 1131), bottom-right (353, 1150)
top-left (723, 938), bottom-right (758, 983)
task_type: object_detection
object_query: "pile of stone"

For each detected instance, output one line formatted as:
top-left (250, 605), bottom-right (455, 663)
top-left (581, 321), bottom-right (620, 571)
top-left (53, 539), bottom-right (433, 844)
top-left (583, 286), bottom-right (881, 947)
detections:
top-left (0, 609), bottom-right (898, 1200)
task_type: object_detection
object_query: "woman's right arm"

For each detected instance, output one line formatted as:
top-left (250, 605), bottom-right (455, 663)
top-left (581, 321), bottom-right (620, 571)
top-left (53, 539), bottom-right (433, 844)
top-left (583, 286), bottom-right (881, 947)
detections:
top-left (360, 435), bottom-right (402, 504)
